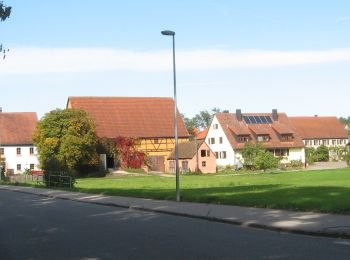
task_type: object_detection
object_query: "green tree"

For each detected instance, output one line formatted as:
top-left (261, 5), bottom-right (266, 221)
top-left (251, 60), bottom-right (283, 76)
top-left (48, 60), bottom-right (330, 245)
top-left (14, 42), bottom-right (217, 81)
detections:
top-left (316, 145), bottom-right (329, 162)
top-left (339, 116), bottom-right (350, 137)
top-left (0, 1), bottom-right (11, 21)
top-left (33, 109), bottom-right (99, 175)
top-left (241, 141), bottom-right (264, 168)
top-left (182, 108), bottom-right (229, 133)
top-left (305, 147), bottom-right (317, 164)
top-left (253, 150), bottom-right (280, 171)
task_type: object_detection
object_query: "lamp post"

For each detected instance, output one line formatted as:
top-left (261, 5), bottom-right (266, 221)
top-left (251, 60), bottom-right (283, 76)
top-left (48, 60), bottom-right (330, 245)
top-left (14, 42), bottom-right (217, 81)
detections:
top-left (161, 30), bottom-right (180, 202)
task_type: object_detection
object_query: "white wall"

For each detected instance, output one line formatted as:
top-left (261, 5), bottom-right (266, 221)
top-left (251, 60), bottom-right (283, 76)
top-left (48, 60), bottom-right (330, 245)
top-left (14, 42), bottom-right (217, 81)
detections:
top-left (1, 145), bottom-right (40, 174)
top-left (288, 148), bottom-right (305, 163)
top-left (206, 115), bottom-right (236, 166)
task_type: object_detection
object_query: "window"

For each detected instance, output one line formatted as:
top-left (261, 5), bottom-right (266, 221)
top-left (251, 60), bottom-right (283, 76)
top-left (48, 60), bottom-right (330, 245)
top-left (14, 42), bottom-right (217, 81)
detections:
top-left (221, 151), bottom-right (227, 159)
top-left (332, 140), bottom-right (336, 145)
top-left (281, 134), bottom-right (293, 141)
top-left (169, 161), bottom-right (175, 173)
top-left (206, 150), bottom-right (210, 157)
top-left (210, 138), bottom-right (215, 144)
top-left (0, 148), bottom-right (4, 155)
top-left (274, 149), bottom-right (289, 157)
top-left (314, 140), bottom-right (319, 145)
top-left (30, 147), bottom-right (34, 155)
top-left (305, 140), bottom-right (309, 146)
top-left (201, 149), bottom-right (206, 157)
top-left (257, 135), bottom-right (270, 142)
top-left (237, 135), bottom-right (250, 143)
top-left (215, 152), bottom-right (219, 158)
top-left (154, 138), bottom-right (159, 144)
top-left (30, 164), bottom-right (35, 170)
top-left (17, 164), bottom-right (21, 171)
top-left (219, 137), bottom-right (223, 144)
top-left (202, 161), bottom-right (206, 167)
top-left (213, 124), bottom-right (218, 129)
top-left (16, 148), bottom-right (21, 155)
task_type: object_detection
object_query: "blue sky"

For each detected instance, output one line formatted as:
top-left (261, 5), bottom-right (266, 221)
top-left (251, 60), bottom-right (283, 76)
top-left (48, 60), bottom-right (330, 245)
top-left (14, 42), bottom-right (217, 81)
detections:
top-left (1, 0), bottom-right (350, 118)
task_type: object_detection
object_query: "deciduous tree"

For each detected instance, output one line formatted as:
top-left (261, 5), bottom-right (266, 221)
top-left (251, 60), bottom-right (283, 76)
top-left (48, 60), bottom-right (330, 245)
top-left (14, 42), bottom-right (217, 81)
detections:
top-left (33, 109), bottom-right (99, 174)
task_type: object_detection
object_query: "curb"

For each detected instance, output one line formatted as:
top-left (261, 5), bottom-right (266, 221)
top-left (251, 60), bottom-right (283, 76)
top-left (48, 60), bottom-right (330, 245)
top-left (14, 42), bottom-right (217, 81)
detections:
top-left (1, 186), bottom-right (349, 239)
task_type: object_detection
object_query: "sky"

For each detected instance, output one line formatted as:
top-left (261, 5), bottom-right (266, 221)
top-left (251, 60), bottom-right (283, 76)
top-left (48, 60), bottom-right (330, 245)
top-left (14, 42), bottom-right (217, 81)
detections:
top-left (0, 0), bottom-right (350, 119)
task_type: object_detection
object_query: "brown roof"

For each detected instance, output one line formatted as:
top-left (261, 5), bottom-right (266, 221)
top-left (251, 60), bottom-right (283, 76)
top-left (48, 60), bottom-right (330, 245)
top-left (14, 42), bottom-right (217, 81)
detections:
top-left (0, 112), bottom-right (38, 145)
top-left (67, 97), bottom-right (189, 139)
top-left (216, 112), bottom-right (304, 149)
top-left (168, 140), bottom-right (204, 160)
top-left (195, 128), bottom-right (208, 140)
top-left (290, 117), bottom-right (348, 139)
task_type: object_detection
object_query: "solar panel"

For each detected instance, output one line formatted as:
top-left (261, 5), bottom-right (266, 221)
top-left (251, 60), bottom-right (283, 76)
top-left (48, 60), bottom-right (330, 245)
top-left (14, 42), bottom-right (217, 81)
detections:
top-left (254, 116), bottom-right (262, 123)
top-left (243, 116), bottom-right (251, 124)
top-left (260, 116), bottom-right (267, 123)
top-left (248, 116), bottom-right (256, 124)
top-left (243, 115), bottom-right (273, 124)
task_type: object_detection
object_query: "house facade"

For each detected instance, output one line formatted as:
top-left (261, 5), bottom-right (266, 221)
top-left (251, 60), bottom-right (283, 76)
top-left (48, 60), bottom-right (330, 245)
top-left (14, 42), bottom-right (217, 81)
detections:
top-left (206, 109), bottom-right (306, 167)
top-left (290, 116), bottom-right (349, 160)
top-left (166, 141), bottom-right (216, 173)
top-left (0, 112), bottom-right (40, 175)
top-left (67, 97), bottom-right (189, 171)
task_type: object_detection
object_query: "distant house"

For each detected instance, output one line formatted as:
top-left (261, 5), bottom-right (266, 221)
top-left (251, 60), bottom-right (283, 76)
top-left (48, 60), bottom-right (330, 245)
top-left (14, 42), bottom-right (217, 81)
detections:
top-left (290, 116), bottom-right (349, 160)
top-left (0, 112), bottom-right (40, 175)
top-left (205, 109), bottom-right (306, 167)
top-left (67, 97), bottom-right (189, 171)
top-left (194, 128), bottom-right (209, 141)
top-left (166, 141), bottom-right (216, 173)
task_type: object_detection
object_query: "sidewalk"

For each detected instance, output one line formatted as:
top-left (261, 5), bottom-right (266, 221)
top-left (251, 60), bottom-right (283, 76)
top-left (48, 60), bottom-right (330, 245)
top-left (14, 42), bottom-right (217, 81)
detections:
top-left (1, 184), bottom-right (350, 238)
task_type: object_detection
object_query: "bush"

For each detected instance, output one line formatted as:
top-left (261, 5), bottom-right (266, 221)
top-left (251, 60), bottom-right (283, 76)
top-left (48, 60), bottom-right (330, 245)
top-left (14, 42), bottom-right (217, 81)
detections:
top-left (290, 160), bottom-right (303, 168)
top-left (316, 145), bottom-right (329, 162)
top-left (253, 151), bottom-right (280, 171)
top-left (305, 147), bottom-right (317, 164)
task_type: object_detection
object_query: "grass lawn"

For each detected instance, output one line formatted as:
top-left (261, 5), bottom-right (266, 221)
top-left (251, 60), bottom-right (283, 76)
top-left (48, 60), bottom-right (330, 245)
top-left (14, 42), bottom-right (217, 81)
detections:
top-left (73, 168), bottom-right (350, 214)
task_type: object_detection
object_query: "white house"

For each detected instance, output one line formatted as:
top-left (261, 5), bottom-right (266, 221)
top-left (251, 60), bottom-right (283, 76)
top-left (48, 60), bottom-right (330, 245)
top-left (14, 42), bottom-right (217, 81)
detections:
top-left (205, 109), bottom-right (306, 167)
top-left (0, 111), bottom-right (40, 174)
top-left (290, 116), bottom-right (349, 160)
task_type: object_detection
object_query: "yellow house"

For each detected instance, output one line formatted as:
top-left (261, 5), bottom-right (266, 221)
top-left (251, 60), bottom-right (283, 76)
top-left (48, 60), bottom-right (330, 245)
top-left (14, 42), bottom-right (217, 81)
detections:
top-left (67, 97), bottom-right (189, 171)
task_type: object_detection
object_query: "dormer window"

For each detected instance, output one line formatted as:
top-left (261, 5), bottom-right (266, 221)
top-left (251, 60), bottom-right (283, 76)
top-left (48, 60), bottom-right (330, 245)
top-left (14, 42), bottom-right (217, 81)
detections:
top-left (257, 135), bottom-right (270, 142)
top-left (237, 135), bottom-right (250, 143)
top-left (281, 134), bottom-right (294, 141)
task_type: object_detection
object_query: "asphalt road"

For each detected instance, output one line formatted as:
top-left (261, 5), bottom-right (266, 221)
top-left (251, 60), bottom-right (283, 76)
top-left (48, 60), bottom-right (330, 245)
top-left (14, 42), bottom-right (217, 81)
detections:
top-left (1, 189), bottom-right (350, 260)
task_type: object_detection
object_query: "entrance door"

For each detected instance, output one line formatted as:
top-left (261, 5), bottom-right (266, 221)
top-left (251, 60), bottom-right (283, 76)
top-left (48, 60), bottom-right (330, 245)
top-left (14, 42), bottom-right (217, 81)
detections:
top-left (149, 156), bottom-right (165, 172)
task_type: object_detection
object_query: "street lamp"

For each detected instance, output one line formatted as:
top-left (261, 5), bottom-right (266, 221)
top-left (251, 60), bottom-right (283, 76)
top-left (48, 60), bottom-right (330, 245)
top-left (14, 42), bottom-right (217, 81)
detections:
top-left (161, 30), bottom-right (180, 202)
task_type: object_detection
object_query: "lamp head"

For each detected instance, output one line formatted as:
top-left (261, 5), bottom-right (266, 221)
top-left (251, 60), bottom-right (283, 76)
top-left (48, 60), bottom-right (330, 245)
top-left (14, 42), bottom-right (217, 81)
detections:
top-left (161, 30), bottom-right (175, 36)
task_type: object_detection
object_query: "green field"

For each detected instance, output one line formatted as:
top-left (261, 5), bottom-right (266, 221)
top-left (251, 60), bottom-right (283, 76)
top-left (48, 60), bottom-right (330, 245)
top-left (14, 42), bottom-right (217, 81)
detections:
top-left (74, 168), bottom-right (350, 214)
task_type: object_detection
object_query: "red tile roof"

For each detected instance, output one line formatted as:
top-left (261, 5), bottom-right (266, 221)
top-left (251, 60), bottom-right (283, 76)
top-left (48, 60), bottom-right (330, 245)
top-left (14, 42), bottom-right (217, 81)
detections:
top-left (0, 112), bottom-right (38, 145)
top-left (67, 97), bottom-right (189, 139)
top-left (290, 117), bottom-right (348, 139)
top-left (195, 128), bottom-right (208, 140)
top-left (216, 112), bottom-right (304, 149)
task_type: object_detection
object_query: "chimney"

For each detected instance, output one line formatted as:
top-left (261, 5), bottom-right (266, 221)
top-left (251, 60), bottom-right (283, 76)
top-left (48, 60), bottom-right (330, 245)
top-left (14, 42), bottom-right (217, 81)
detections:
top-left (272, 109), bottom-right (278, 121)
top-left (236, 109), bottom-right (242, 121)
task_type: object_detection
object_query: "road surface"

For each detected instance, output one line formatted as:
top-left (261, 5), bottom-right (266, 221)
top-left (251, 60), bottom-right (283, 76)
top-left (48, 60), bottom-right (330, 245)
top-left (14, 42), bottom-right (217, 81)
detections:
top-left (1, 189), bottom-right (349, 259)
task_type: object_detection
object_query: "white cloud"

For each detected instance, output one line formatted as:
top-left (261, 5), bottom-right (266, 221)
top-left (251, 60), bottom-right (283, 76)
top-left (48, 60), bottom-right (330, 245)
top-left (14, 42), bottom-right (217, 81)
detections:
top-left (1, 47), bottom-right (350, 75)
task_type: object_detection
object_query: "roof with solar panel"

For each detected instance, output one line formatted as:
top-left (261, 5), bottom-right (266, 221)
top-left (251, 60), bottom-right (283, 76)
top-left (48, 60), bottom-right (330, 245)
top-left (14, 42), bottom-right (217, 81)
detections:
top-left (214, 109), bottom-right (304, 149)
